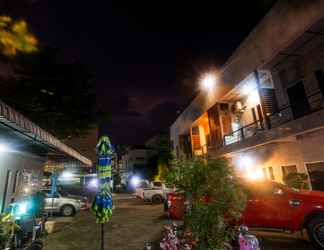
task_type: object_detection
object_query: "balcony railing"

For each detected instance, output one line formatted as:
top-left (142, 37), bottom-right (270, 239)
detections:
top-left (223, 89), bottom-right (323, 146)
top-left (0, 99), bottom-right (92, 166)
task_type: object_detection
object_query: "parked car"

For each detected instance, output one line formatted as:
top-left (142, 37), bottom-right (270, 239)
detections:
top-left (136, 181), bottom-right (172, 203)
top-left (41, 189), bottom-right (89, 216)
top-left (166, 180), bottom-right (324, 248)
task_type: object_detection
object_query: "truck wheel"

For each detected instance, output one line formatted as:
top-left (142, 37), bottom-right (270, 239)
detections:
top-left (152, 195), bottom-right (163, 204)
top-left (307, 214), bottom-right (324, 249)
top-left (61, 205), bottom-right (75, 217)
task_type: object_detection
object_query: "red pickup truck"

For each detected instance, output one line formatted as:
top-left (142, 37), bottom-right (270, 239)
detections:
top-left (166, 180), bottom-right (324, 248)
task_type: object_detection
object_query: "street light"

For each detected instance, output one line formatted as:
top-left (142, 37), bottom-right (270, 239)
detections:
top-left (0, 143), bottom-right (10, 153)
top-left (130, 176), bottom-right (140, 187)
top-left (200, 73), bottom-right (217, 91)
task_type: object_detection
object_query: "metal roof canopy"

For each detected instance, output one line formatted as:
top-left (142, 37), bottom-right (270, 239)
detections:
top-left (0, 99), bottom-right (92, 167)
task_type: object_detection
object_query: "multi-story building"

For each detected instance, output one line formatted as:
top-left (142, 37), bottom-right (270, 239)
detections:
top-left (120, 146), bottom-right (156, 184)
top-left (171, 1), bottom-right (324, 190)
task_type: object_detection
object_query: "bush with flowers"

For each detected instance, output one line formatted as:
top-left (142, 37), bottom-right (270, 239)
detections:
top-left (163, 157), bottom-right (246, 250)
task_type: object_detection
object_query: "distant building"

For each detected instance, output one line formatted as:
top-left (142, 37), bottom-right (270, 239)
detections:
top-left (171, 1), bottom-right (324, 190)
top-left (120, 146), bottom-right (156, 184)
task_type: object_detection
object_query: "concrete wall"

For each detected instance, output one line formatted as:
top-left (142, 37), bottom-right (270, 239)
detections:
top-left (171, 0), bottom-right (324, 149)
top-left (120, 149), bottom-right (156, 183)
top-left (298, 128), bottom-right (324, 164)
top-left (229, 141), bottom-right (306, 183)
top-left (272, 40), bottom-right (324, 111)
top-left (0, 152), bottom-right (46, 211)
top-left (229, 127), bottom-right (324, 186)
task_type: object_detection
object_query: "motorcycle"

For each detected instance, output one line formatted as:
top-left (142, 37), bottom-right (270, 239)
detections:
top-left (1, 202), bottom-right (45, 250)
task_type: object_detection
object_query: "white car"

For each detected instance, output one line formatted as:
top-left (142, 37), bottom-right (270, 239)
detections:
top-left (137, 181), bottom-right (174, 204)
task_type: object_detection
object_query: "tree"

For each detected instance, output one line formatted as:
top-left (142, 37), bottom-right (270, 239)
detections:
top-left (0, 47), bottom-right (100, 138)
top-left (166, 157), bottom-right (246, 249)
top-left (146, 135), bottom-right (172, 181)
top-left (0, 16), bottom-right (38, 57)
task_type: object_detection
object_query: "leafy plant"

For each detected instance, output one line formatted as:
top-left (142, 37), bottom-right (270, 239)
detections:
top-left (166, 157), bottom-right (246, 250)
top-left (284, 172), bottom-right (309, 190)
top-left (0, 16), bottom-right (38, 57)
top-left (0, 213), bottom-right (19, 248)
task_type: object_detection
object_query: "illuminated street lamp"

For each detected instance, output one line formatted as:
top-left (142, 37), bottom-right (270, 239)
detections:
top-left (0, 143), bottom-right (10, 153)
top-left (200, 73), bottom-right (217, 91)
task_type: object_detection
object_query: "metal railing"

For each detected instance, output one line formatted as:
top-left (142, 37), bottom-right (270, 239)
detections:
top-left (223, 89), bottom-right (323, 146)
top-left (0, 99), bottom-right (92, 166)
top-left (223, 120), bottom-right (264, 146)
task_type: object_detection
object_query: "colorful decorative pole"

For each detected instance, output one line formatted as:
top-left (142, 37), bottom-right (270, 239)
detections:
top-left (91, 135), bottom-right (114, 250)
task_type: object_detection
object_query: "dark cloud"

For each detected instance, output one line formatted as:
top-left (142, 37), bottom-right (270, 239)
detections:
top-left (4, 0), bottom-right (277, 145)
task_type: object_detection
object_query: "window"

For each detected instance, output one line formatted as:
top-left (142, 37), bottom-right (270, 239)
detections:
top-left (286, 81), bottom-right (310, 119)
top-left (306, 162), bottom-right (324, 191)
top-left (153, 182), bottom-right (162, 187)
top-left (268, 167), bottom-right (275, 181)
top-left (282, 165), bottom-right (297, 180)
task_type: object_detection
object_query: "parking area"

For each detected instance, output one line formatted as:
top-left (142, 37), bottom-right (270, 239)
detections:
top-left (42, 193), bottom-right (317, 250)
top-left (43, 194), bottom-right (167, 250)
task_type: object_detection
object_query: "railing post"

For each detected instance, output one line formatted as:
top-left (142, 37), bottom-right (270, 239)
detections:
top-left (265, 114), bottom-right (271, 129)
top-left (240, 127), bottom-right (245, 140)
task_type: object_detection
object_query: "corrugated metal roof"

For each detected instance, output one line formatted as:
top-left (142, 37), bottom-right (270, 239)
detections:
top-left (0, 99), bottom-right (92, 166)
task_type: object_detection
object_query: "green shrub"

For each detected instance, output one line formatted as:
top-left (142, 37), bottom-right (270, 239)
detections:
top-left (166, 157), bottom-right (246, 250)
top-left (284, 172), bottom-right (309, 190)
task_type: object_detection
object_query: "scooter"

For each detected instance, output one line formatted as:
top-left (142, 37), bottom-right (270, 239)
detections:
top-left (2, 203), bottom-right (45, 250)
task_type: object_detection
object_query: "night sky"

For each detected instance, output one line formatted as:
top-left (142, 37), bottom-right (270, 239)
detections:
top-left (2, 0), bottom-right (276, 145)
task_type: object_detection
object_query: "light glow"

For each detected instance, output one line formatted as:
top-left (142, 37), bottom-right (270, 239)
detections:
top-left (130, 176), bottom-right (140, 187)
top-left (245, 168), bottom-right (264, 181)
top-left (200, 73), bottom-right (217, 91)
top-left (89, 178), bottom-right (99, 188)
top-left (61, 171), bottom-right (74, 180)
top-left (17, 202), bottom-right (28, 215)
top-left (238, 156), bottom-right (254, 170)
top-left (0, 144), bottom-right (10, 153)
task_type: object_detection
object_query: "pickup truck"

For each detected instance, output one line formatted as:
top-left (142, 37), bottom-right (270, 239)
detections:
top-left (136, 181), bottom-right (171, 203)
top-left (166, 180), bottom-right (324, 249)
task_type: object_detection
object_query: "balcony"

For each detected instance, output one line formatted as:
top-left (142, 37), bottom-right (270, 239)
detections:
top-left (211, 89), bottom-right (324, 157)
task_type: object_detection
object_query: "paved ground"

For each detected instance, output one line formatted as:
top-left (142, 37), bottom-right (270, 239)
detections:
top-left (43, 193), bottom-right (167, 250)
top-left (42, 193), bottom-right (316, 250)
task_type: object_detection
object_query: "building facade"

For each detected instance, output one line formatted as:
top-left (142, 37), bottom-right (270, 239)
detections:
top-left (171, 0), bottom-right (324, 190)
top-left (120, 146), bottom-right (156, 184)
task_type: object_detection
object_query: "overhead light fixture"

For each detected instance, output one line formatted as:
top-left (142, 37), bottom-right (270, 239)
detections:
top-left (200, 73), bottom-right (217, 91)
